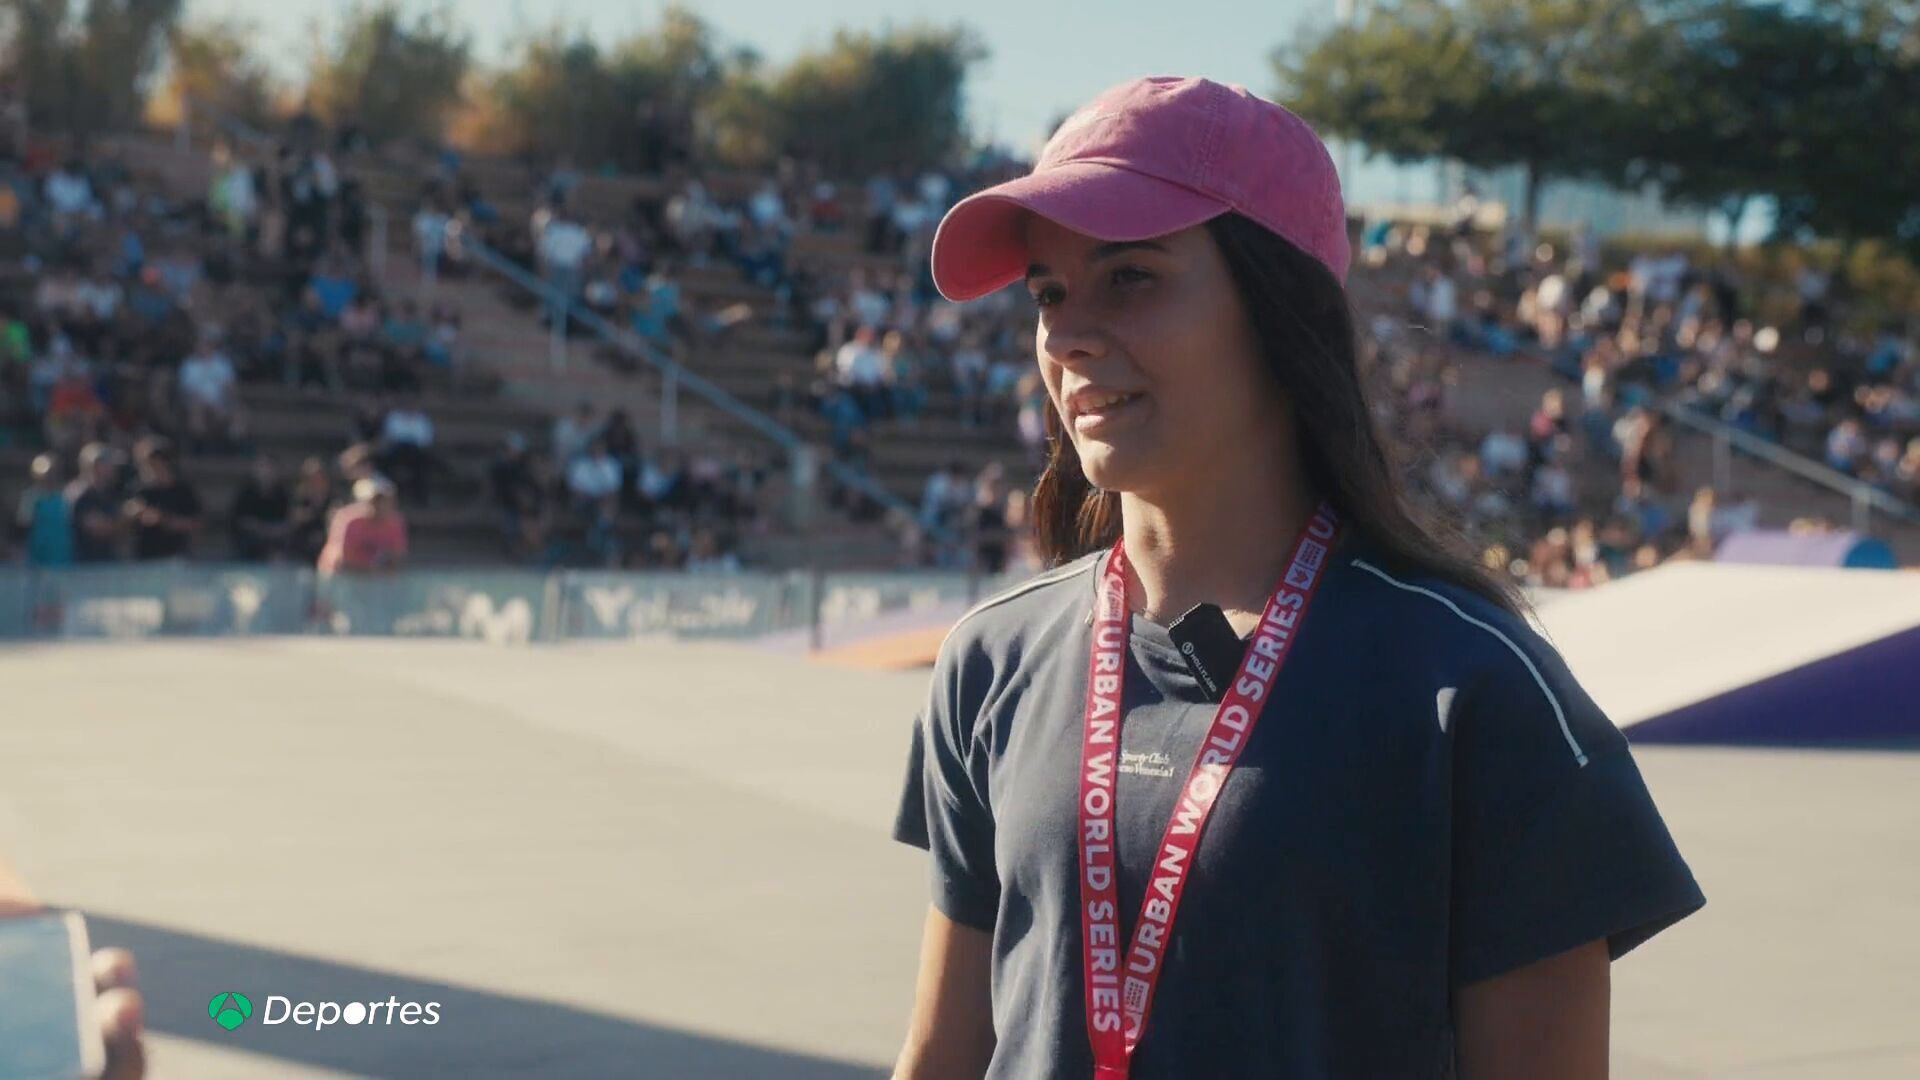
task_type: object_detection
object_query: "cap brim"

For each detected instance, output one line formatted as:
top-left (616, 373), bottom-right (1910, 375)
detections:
top-left (930, 162), bottom-right (1230, 302)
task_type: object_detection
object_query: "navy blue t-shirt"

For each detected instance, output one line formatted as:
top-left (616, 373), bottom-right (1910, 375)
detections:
top-left (893, 535), bottom-right (1705, 1079)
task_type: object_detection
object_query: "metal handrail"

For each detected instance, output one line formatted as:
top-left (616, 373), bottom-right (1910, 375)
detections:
top-left (1659, 399), bottom-right (1920, 527)
top-left (459, 238), bottom-right (954, 544)
top-left (462, 240), bottom-right (797, 443)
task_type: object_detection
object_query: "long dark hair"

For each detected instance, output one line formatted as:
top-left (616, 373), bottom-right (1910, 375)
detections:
top-left (1029, 212), bottom-right (1526, 617)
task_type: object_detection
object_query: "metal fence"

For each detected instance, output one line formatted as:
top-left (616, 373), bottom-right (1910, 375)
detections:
top-left (1661, 401), bottom-right (1920, 535)
top-left (0, 564), bottom-right (1024, 648)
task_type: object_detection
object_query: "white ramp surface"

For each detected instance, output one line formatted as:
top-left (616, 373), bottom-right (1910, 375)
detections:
top-left (1530, 564), bottom-right (1920, 729)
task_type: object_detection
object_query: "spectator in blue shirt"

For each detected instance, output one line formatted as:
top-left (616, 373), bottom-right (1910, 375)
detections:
top-left (14, 454), bottom-right (74, 566)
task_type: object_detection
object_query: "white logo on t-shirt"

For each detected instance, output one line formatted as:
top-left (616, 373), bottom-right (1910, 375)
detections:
top-left (1435, 687), bottom-right (1457, 733)
top-left (1118, 749), bottom-right (1176, 779)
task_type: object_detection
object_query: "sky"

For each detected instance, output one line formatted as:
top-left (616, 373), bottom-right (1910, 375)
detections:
top-left (189, 0), bottom-right (1442, 205)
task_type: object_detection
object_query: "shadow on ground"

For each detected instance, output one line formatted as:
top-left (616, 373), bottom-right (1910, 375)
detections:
top-left (85, 912), bottom-right (885, 1080)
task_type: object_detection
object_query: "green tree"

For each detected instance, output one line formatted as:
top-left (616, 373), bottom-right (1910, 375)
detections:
top-left (0, 0), bottom-right (183, 134)
top-left (1274, 0), bottom-right (1651, 231)
top-left (702, 51), bottom-right (779, 169)
top-left (479, 5), bottom-right (730, 171)
top-left (1623, 2), bottom-right (1845, 246)
top-left (486, 31), bottom-right (625, 165)
top-left (305, 1), bottom-right (470, 146)
top-left (754, 25), bottom-right (985, 175)
top-left (153, 17), bottom-right (279, 131)
top-left (1764, 8), bottom-right (1920, 264)
top-left (478, 14), bottom-right (982, 175)
top-left (1642, 1), bottom-right (1920, 264)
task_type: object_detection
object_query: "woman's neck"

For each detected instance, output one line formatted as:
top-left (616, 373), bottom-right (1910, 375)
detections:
top-left (1119, 457), bottom-right (1317, 637)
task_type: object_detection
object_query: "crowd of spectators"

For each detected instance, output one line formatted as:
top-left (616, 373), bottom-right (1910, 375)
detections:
top-left (0, 126), bottom-right (480, 573)
top-left (465, 150), bottom-right (1047, 574)
top-left (400, 149), bottom-right (1033, 574)
top-left (478, 399), bottom-right (778, 571)
top-left (1358, 201), bottom-right (1918, 589)
top-left (395, 150), bottom-right (785, 571)
top-left (9, 118), bottom-right (1913, 586)
top-left (2, 124), bottom-right (787, 575)
top-left (459, 145), bottom-right (1917, 584)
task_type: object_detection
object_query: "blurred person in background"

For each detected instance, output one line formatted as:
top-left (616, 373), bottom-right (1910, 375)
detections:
top-left (882, 330), bottom-right (928, 426)
top-left (917, 459), bottom-right (971, 547)
top-left (229, 455), bottom-right (293, 562)
top-left (551, 401), bottom-right (598, 474)
top-left (13, 453), bottom-right (73, 566)
top-left (1619, 408), bottom-right (1677, 502)
top-left (426, 303), bottom-right (462, 369)
top-left (1824, 416), bottom-right (1868, 476)
top-left (567, 436), bottom-right (625, 566)
top-left (41, 350), bottom-right (107, 456)
top-left (599, 408), bottom-right (643, 509)
top-left (836, 324), bottom-right (892, 423)
top-left (377, 389), bottom-right (439, 507)
top-left (636, 448), bottom-right (689, 518)
top-left (684, 526), bottom-right (741, 574)
top-left (67, 442), bottom-right (125, 563)
top-left (286, 457), bottom-right (339, 567)
top-left (178, 332), bottom-right (246, 453)
top-left (537, 203), bottom-right (593, 329)
top-left (951, 329), bottom-right (990, 428)
top-left (412, 192), bottom-right (450, 289)
top-left (490, 432), bottom-right (549, 561)
top-left (124, 442), bottom-right (200, 561)
top-left (317, 476), bottom-right (407, 574)
top-left (968, 463), bottom-right (1011, 576)
top-left (1530, 434), bottom-right (1580, 524)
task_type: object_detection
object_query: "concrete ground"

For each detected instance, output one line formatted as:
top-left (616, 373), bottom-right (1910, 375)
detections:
top-left (0, 637), bottom-right (1914, 1079)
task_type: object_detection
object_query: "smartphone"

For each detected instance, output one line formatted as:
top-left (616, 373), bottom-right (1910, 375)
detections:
top-left (0, 910), bottom-right (107, 1080)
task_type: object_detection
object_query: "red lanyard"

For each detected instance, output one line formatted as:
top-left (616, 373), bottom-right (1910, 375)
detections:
top-left (1079, 502), bottom-right (1341, 1079)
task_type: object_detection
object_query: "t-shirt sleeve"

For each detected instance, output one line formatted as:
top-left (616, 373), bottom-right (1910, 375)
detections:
top-left (1449, 619), bottom-right (1706, 987)
top-left (891, 636), bottom-right (1000, 931)
top-left (338, 516), bottom-right (371, 567)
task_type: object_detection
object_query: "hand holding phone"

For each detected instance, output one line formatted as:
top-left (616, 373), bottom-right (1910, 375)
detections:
top-left (0, 910), bottom-right (144, 1080)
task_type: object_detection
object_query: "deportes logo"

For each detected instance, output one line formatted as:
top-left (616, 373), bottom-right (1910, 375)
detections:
top-left (207, 991), bottom-right (442, 1031)
top-left (208, 992), bottom-right (252, 1030)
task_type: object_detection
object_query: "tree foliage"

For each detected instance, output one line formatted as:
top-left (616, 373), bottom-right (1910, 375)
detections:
top-left (1275, 0), bottom-right (1651, 229)
top-left (472, 14), bottom-right (982, 175)
top-left (151, 17), bottom-right (280, 131)
top-left (1279, 0), bottom-right (1920, 259)
top-left (0, 0), bottom-right (184, 134)
top-left (1630, 1), bottom-right (1920, 258)
top-left (478, 5), bottom-right (730, 172)
top-left (304, 1), bottom-right (471, 146)
top-left (751, 25), bottom-right (985, 175)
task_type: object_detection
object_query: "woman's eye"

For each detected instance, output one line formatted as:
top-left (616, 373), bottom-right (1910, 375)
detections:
top-left (1030, 285), bottom-right (1063, 309)
top-left (1111, 266), bottom-right (1153, 288)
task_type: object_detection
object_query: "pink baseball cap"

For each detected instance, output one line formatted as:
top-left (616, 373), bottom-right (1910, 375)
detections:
top-left (930, 76), bottom-right (1350, 302)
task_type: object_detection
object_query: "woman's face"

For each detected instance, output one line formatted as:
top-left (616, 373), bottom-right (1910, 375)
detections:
top-left (1023, 215), bottom-right (1279, 497)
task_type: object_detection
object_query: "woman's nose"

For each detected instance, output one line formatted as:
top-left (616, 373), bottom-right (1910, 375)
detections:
top-left (1038, 308), bottom-right (1108, 368)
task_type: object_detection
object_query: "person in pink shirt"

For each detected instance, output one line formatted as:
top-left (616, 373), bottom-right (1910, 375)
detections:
top-left (317, 477), bottom-right (408, 574)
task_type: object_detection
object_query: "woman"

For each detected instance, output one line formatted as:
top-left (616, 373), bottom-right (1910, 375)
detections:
top-left (892, 77), bottom-right (1702, 1079)
top-left (317, 477), bottom-right (409, 575)
top-left (286, 457), bottom-right (339, 566)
